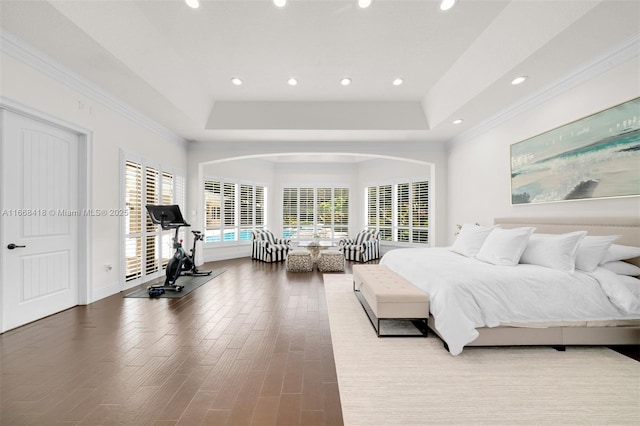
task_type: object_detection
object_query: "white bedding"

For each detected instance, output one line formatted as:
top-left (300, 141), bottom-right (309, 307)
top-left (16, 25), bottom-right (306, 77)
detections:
top-left (379, 247), bottom-right (640, 356)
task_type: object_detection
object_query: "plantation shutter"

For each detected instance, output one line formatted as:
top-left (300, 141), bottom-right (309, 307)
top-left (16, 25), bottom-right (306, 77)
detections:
top-left (317, 187), bottom-right (332, 238)
top-left (223, 182), bottom-right (236, 241)
top-left (204, 180), bottom-right (221, 242)
top-left (255, 185), bottom-right (265, 230)
top-left (123, 158), bottom-right (184, 285)
top-left (334, 187), bottom-right (349, 240)
top-left (378, 184), bottom-right (392, 241)
top-left (367, 186), bottom-right (377, 231)
top-left (397, 183), bottom-right (410, 242)
top-left (161, 172), bottom-right (173, 205)
top-left (240, 184), bottom-right (253, 241)
top-left (145, 167), bottom-right (159, 275)
top-left (283, 187), bottom-right (298, 238)
top-left (124, 161), bottom-right (142, 282)
top-left (412, 181), bottom-right (429, 243)
top-left (365, 181), bottom-right (429, 245)
top-left (281, 186), bottom-right (350, 241)
top-left (299, 188), bottom-right (314, 239)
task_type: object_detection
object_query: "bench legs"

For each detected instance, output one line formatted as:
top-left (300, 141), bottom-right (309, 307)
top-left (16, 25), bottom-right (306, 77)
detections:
top-left (353, 289), bottom-right (428, 338)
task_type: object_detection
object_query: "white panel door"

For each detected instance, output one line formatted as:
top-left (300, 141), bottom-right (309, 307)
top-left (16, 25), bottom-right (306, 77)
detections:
top-left (1, 110), bottom-right (79, 332)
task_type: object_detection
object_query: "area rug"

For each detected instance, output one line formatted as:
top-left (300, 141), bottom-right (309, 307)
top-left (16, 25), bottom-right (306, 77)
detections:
top-left (124, 269), bottom-right (225, 298)
top-left (323, 274), bottom-right (640, 425)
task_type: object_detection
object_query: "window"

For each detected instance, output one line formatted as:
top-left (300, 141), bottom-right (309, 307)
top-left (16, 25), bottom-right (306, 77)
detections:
top-left (282, 186), bottom-right (350, 241)
top-left (223, 182), bottom-right (236, 241)
top-left (333, 187), bottom-right (349, 239)
top-left (124, 160), bottom-right (142, 282)
top-left (145, 167), bottom-right (159, 276)
top-left (378, 184), bottom-right (392, 241)
top-left (240, 184), bottom-right (255, 241)
top-left (204, 179), bottom-right (266, 244)
top-left (366, 180), bottom-right (429, 244)
top-left (410, 181), bottom-right (429, 243)
top-left (122, 156), bottom-right (184, 285)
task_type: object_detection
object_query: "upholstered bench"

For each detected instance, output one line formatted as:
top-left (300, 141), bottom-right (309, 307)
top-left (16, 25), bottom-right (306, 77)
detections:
top-left (352, 265), bottom-right (429, 337)
top-left (317, 251), bottom-right (345, 272)
top-left (286, 250), bottom-right (313, 272)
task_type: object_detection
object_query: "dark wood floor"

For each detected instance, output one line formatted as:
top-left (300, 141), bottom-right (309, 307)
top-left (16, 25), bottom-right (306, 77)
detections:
top-left (0, 257), bottom-right (349, 425)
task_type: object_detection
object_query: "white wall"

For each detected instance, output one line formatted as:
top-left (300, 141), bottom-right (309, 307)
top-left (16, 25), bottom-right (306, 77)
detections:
top-left (0, 52), bottom-right (187, 301)
top-left (447, 58), bottom-right (640, 245)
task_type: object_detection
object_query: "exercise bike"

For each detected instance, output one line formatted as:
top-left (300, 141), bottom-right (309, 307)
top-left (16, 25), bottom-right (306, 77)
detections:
top-left (146, 204), bottom-right (212, 297)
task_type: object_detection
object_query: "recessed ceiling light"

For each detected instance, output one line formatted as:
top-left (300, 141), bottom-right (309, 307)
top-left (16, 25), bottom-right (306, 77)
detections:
top-left (511, 76), bottom-right (528, 85)
top-left (231, 77), bottom-right (243, 86)
top-left (341, 77), bottom-right (352, 86)
top-left (440, 0), bottom-right (456, 11)
top-left (185, 0), bottom-right (200, 9)
top-left (393, 78), bottom-right (404, 86)
top-left (452, 119), bottom-right (464, 124)
top-left (273, 0), bottom-right (287, 8)
top-left (358, 0), bottom-right (372, 8)
top-left (288, 78), bottom-right (298, 86)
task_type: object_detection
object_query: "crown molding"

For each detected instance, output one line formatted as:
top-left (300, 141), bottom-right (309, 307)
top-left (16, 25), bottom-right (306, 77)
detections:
top-left (449, 33), bottom-right (640, 149)
top-left (0, 29), bottom-right (187, 148)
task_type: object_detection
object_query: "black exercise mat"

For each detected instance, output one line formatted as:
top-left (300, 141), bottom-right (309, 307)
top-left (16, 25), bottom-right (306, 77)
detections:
top-left (124, 269), bottom-right (225, 298)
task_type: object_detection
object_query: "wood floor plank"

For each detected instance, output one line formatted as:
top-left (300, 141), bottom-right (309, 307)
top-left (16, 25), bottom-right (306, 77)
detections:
top-left (251, 396), bottom-right (280, 426)
top-left (176, 390), bottom-right (217, 425)
top-left (281, 351), bottom-right (304, 394)
top-left (301, 360), bottom-right (324, 411)
top-left (276, 393), bottom-right (302, 426)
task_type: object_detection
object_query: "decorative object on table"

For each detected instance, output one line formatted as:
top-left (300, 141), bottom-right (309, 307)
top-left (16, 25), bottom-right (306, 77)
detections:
top-left (510, 97), bottom-right (640, 205)
top-left (251, 229), bottom-right (291, 262)
top-left (298, 240), bottom-right (336, 262)
top-left (339, 229), bottom-right (380, 262)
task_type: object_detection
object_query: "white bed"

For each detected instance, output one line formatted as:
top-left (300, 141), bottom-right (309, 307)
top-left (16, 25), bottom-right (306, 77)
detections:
top-left (379, 217), bottom-right (640, 355)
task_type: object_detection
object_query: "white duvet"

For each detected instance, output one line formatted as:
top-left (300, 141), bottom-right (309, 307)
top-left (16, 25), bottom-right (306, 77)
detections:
top-left (380, 248), bottom-right (640, 356)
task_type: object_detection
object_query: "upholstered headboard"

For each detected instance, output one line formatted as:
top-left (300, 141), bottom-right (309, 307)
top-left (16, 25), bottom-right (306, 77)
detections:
top-left (495, 217), bottom-right (640, 267)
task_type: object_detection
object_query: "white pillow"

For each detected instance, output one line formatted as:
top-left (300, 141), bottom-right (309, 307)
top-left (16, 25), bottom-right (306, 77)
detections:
top-left (574, 235), bottom-right (619, 272)
top-left (600, 261), bottom-right (640, 276)
top-left (590, 268), bottom-right (640, 315)
top-left (476, 227), bottom-right (536, 266)
top-left (616, 275), bottom-right (640, 299)
top-left (450, 224), bottom-right (500, 258)
top-left (600, 244), bottom-right (640, 264)
top-left (520, 231), bottom-right (587, 273)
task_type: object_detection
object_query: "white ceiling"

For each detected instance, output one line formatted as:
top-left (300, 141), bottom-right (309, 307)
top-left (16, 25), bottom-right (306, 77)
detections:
top-left (1, 0), bottom-right (639, 147)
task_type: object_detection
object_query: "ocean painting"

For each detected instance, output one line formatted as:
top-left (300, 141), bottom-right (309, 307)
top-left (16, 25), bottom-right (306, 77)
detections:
top-left (511, 97), bottom-right (640, 204)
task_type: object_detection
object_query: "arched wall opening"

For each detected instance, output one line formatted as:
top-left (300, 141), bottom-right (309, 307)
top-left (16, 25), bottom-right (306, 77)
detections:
top-left (186, 151), bottom-right (443, 263)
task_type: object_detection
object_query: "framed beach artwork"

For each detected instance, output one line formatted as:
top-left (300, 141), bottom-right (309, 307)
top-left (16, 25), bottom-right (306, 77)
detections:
top-left (510, 97), bottom-right (640, 205)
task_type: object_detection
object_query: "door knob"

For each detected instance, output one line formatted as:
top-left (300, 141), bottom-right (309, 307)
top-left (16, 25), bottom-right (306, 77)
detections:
top-left (7, 243), bottom-right (26, 250)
